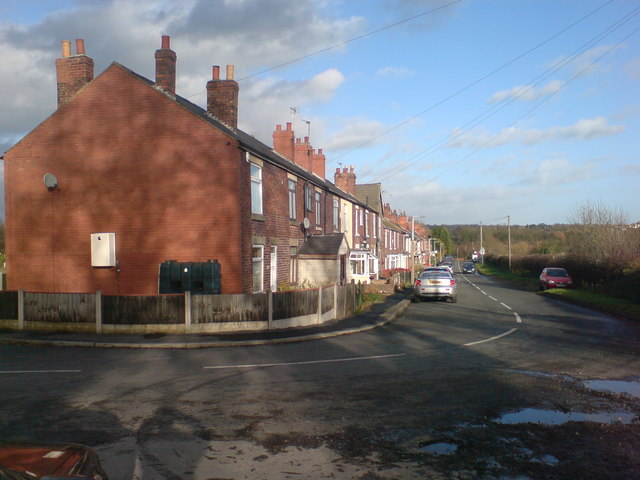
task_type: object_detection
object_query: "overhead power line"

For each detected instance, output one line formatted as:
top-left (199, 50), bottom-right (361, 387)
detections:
top-left (236, 0), bottom-right (463, 81)
top-left (380, 3), bottom-right (640, 190)
top-left (328, 0), bottom-right (617, 167)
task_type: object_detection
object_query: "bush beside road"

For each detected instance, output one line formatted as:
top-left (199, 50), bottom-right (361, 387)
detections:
top-left (476, 262), bottom-right (640, 322)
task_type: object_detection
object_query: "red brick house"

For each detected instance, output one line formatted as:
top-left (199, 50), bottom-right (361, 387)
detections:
top-left (2, 36), bottom-right (375, 295)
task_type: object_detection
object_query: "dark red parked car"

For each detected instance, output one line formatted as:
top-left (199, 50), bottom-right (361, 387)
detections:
top-left (0, 442), bottom-right (108, 480)
top-left (539, 267), bottom-right (573, 290)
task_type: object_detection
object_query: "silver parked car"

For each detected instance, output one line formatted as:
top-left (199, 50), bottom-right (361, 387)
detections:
top-left (414, 271), bottom-right (458, 303)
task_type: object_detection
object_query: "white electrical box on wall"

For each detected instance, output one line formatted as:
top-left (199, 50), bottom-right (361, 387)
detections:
top-left (91, 233), bottom-right (116, 267)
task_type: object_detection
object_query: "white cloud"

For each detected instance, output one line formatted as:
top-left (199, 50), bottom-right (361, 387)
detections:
top-left (489, 80), bottom-right (565, 103)
top-left (322, 118), bottom-right (387, 152)
top-left (448, 117), bottom-right (625, 149)
top-left (376, 66), bottom-right (414, 77)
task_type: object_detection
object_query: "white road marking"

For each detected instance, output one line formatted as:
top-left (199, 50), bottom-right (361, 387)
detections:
top-left (204, 353), bottom-right (407, 370)
top-left (464, 328), bottom-right (518, 347)
top-left (481, 291), bottom-right (487, 295)
top-left (489, 296), bottom-right (498, 301)
top-left (501, 303), bottom-right (512, 310)
top-left (0, 370), bottom-right (81, 374)
top-left (514, 313), bottom-right (522, 323)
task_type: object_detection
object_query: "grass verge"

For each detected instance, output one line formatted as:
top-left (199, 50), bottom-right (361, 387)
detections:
top-left (476, 263), bottom-right (640, 321)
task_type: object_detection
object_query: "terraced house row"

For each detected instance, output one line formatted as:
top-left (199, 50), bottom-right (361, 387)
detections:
top-left (3, 36), bottom-right (431, 296)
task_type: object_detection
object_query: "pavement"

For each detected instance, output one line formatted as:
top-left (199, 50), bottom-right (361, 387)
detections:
top-left (0, 291), bottom-right (412, 349)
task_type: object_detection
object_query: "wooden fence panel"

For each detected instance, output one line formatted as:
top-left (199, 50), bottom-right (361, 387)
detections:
top-left (273, 290), bottom-right (318, 320)
top-left (25, 292), bottom-right (95, 323)
top-left (321, 285), bottom-right (334, 314)
top-left (191, 293), bottom-right (268, 324)
top-left (0, 291), bottom-right (18, 320)
top-left (102, 295), bottom-right (183, 325)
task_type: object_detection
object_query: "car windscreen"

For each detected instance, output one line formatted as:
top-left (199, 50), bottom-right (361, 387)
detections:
top-left (420, 273), bottom-right (451, 280)
top-left (547, 269), bottom-right (568, 277)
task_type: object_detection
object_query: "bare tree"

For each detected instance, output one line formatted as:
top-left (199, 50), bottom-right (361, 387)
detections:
top-left (567, 201), bottom-right (636, 268)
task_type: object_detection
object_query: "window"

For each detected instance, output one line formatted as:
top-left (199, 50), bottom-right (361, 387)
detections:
top-left (305, 185), bottom-right (313, 212)
top-left (250, 163), bottom-right (262, 215)
top-left (252, 245), bottom-right (264, 293)
top-left (315, 192), bottom-right (321, 225)
top-left (365, 211), bottom-right (370, 238)
top-left (373, 214), bottom-right (378, 238)
top-left (355, 207), bottom-right (360, 236)
top-left (288, 179), bottom-right (297, 220)
top-left (333, 199), bottom-right (339, 230)
top-left (359, 208), bottom-right (364, 227)
top-left (350, 253), bottom-right (366, 275)
top-left (343, 204), bottom-right (348, 232)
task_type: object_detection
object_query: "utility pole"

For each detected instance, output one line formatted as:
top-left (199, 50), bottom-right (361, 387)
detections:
top-left (480, 221), bottom-right (484, 264)
top-left (508, 214), bottom-right (512, 271)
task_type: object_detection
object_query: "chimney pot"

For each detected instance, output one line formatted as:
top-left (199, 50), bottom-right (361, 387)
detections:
top-left (61, 40), bottom-right (72, 58)
top-left (212, 65), bottom-right (220, 80)
top-left (275, 124), bottom-right (282, 131)
top-left (286, 122), bottom-right (292, 131)
top-left (226, 65), bottom-right (234, 80)
top-left (75, 38), bottom-right (85, 55)
top-left (161, 35), bottom-right (171, 49)
top-left (304, 136), bottom-right (309, 144)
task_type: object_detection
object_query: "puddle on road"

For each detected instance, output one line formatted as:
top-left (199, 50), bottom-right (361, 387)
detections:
top-left (497, 408), bottom-right (637, 425)
top-left (418, 442), bottom-right (458, 455)
top-left (509, 369), bottom-right (640, 399)
top-left (584, 379), bottom-right (640, 399)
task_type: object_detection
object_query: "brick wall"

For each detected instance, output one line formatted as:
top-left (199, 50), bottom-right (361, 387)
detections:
top-left (5, 64), bottom-right (246, 294)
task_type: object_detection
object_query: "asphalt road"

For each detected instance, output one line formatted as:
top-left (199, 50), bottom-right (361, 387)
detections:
top-left (1, 268), bottom-right (639, 479)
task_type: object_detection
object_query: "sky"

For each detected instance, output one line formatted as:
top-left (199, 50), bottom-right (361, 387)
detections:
top-left (0, 0), bottom-right (638, 226)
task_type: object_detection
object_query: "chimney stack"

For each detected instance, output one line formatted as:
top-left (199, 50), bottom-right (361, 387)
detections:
top-left (273, 122), bottom-right (294, 161)
top-left (207, 64), bottom-right (239, 130)
top-left (334, 165), bottom-right (356, 195)
top-left (56, 38), bottom-right (94, 108)
top-left (294, 136), bottom-right (312, 171)
top-left (155, 35), bottom-right (176, 95)
top-left (311, 148), bottom-right (326, 179)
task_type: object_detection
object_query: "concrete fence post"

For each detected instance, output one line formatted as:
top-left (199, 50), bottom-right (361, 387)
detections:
top-left (18, 289), bottom-right (25, 330)
top-left (185, 291), bottom-right (192, 333)
top-left (268, 290), bottom-right (273, 330)
top-left (333, 283), bottom-right (338, 320)
top-left (95, 290), bottom-right (102, 334)
top-left (317, 286), bottom-right (322, 324)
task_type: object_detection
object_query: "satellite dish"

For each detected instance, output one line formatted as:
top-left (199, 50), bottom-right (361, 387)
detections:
top-left (43, 173), bottom-right (58, 190)
top-left (302, 217), bottom-right (311, 230)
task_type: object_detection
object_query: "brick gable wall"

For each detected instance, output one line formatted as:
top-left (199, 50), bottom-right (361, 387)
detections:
top-left (5, 65), bottom-right (247, 294)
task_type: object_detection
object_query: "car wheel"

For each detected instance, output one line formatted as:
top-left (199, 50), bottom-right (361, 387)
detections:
top-left (449, 296), bottom-right (457, 303)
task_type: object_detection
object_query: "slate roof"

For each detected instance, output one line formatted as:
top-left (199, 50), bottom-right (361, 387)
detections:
top-left (355, 183), bottom-right (383, 212)
top-left (112, 62), bottom-right (376, 212)
top-left (297, 234), bottom-right (347, 256)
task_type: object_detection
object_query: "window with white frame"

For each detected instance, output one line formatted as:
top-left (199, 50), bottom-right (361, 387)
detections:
top-left (315, 191), bottom-right (321, 225)
top-left (355, 207), bottom-right (360, 236)
top-left (365, 211), bottom-right (369, 238)
top-left (305, 184), bottom-right (313, 212)
top-left (250, 163), bottom-right (262, 215)
top-left (373, 214), bottom-right (378, 238)
top-left (252, 245), bottom-right (264, 293)
top-left (350, 252), bottom-right (366, 275)
top-left (333, 198), bottom-right (339, 230)
top-left (288, 179), bottom-right (297, 220)
top-left (343, 204), bottom-right (348, 232)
